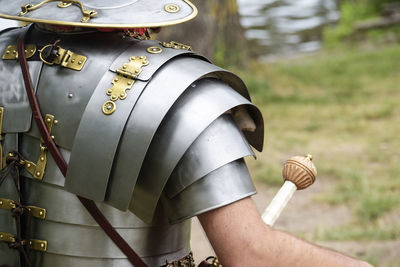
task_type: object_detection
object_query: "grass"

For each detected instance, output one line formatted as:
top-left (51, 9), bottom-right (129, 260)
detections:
top-left (237, 44), bottom-right (400, 248)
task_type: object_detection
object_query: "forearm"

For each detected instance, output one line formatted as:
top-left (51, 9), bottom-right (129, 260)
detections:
top-left (198, 197), bottom-right (372, 267)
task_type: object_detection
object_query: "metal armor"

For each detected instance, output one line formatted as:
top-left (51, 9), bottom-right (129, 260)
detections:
top-left (0, 25), bottom-right (264, 266)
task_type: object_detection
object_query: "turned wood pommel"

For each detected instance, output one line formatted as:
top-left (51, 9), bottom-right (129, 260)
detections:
top-left (282, 154), bottom-right (317, 190)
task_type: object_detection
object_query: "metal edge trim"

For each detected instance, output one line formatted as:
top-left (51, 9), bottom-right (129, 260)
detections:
top-left (0, 0), bottom-right (198, 28)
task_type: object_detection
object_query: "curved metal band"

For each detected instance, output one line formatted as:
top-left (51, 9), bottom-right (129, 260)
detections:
top-left (32, 219), bottom-right (190, 258)
top-left (105, 57), bottom-right (252, 216)
top-left (165, 113), bottom-right (255, 199)
top-left (66, 41), bottom-right (195, 201)
top-left (25, 29), bottom-right (134, 150)
top-left (162, 159), bottom-right (256, 223)
top-left (132, 78), bottom-right (258, 222)
top-left (30, 248), bottom-right (190, 267)
top-left (22, 179), bottom-right (170, 227)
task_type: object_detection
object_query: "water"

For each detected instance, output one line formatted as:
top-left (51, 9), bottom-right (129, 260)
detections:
top-left (237, 0), bottom-right (340, 60)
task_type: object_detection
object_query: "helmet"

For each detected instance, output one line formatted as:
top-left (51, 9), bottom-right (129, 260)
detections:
top-left (0, 0), bottom-right (197, 28)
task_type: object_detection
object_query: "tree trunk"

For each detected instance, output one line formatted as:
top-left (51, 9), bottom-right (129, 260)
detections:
top-left (157, 0), bottom-right (249, 67)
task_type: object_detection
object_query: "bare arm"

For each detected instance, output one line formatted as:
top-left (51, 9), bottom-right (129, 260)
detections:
top-left (198, 197), bottom-right (372, 267)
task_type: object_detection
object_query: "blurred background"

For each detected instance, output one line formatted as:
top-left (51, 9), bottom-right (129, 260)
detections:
top-left (1, 0), bottom-right (399, 266)
top-left (160, 1), bottom-right (400, 266)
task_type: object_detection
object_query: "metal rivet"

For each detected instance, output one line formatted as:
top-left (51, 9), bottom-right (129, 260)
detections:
top-left (36, 171), bottom-right (41, 176)
top-left (165, 4), bottom-right (180, 13)
top-left (120, 93), bottom-right (125, 97)
top-left (27, 163), bottom-right (31, 168)
top-left (46, 118), bottom-right (51, 123)
top-left (30, 49), bottom-right (34, 53)
top-left (0, 201), bottom-right (3, 205)
top-left (0, 234), bottom-right (3, 238)
top-left (139, 56), bottom-right (144, 59)
top-left (54, 120), bottom-right (58, 124)
top-left (24, 49), bottom-right (27, 53)
top-left (102, 101), bottom-right (116, 115)
top-left (147, 46), bottom-right (162, 54)
top-left (135, 69), bottom-right (139, 73)
top-left (114, 78), bottom-right (119, 82)
top-left (131, 56), bottom-right (136, 60)
top-left (6, 51), bottom-right (9, 54)
top-left (68, 93), bottom-right (73, 98)
top-left (123, 65), bottom-right (127, 69)
top-left (8, 152), bottom-right (13, 157)
top-left (40, 157), bottom-right (45, 161)
top-left (40, 243), bottom-right (45, 248)
top-left (111, 95), bottom-right (117, 101)
top-left (51, 135), bottom-right (55, 139)
top-left (127, 81), bottom-right (132, 85)
top-left (39, 211), bottom-right (44, 216)
top-left (78, 61), bottom-right (82, 65)
top-left (71, 59), bottom-right (75, 63)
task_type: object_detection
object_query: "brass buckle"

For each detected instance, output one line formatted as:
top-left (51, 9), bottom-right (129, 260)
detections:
top-left (20, 0), bottom-right (97, 23)
top-left (0, 198), bottom-right (46, 220)
top-left (39, 44), bottom-right (87, 71)
top-left (0, 233), bottom-right (47, 252)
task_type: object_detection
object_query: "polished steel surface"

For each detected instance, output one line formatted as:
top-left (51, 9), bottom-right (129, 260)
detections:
top-left (0, 0), bottom-right (197, 28)
top-left (165, 114), bottom-right (255, 199)
top-left (0, 28), bottom-right (42, 133)
top-left (162, 159), bottom-right (256, 222)
top-left (108, 57), bottom-right (250, 219)
top-left (26, 28), bottom-right (134, 150)
top-left (31, 219), bottom-right (190, 258)
top-left (66, 40), bottom-right (195, 201)
top-left (133, 78), bottom-right (257, 223)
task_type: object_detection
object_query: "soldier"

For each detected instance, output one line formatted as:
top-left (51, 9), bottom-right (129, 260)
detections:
top-left (0, 1), bottom-right (372, 266)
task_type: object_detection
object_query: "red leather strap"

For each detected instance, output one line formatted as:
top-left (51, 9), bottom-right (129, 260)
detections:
top-left (17, 27), bottom-right (147, 267)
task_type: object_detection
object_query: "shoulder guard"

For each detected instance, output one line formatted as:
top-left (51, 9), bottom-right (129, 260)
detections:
top-left (64, 48), bottom-right (264, 222)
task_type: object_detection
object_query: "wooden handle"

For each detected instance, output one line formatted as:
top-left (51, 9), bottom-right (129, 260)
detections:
top-left (262, 155), bottom-right (317, 226)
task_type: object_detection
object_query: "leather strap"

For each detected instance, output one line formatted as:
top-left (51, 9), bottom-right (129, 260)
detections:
top-left (17, 27), bottom-right (147, 267)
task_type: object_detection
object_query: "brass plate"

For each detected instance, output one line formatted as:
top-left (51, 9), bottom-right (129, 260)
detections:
top-left (27, 206), bottom-right (46, 220)
top-left (160, 41), bottom-right (191, 51)
top-left (29, 239), bottom-right (47, 252)
top-left (0, 198), bottom-right (16, 210)
top-left (0, 232), bottom-right (15, 243)
top-left (2, 44), bottom-right (37, 60)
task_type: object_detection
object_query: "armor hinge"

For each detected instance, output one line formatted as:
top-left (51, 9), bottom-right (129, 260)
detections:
top-left (2, 45), bottom-right (37, 60)
top-left (24, 114), bottom-right (57, 180)
top-left (102, 56), bottom-right (149, 115)
top-left (0, 198), bottom-right (46, 220)
top-left (160, 41), bottom-right (192, 51)
top-left (0, 232), bottom-right (47, 252)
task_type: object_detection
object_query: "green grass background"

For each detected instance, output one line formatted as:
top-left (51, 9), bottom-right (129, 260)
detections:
top-left (237, 44), bottom-right (400, 265)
